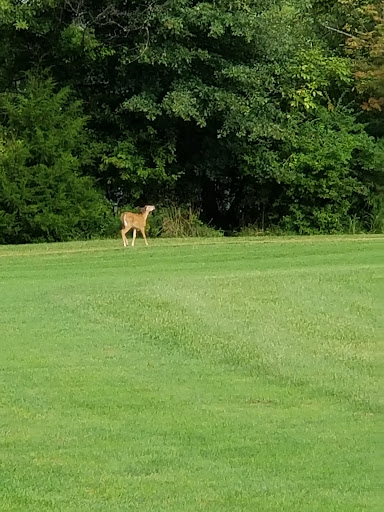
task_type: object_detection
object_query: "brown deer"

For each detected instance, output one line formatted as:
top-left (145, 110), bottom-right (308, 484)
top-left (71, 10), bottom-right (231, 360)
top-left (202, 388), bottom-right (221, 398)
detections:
top-left (120, 205), bottom-right (155, 247)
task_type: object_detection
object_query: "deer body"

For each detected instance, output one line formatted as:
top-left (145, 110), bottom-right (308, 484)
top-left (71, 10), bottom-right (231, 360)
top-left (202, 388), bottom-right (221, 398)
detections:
top-left (120, 205), bottom-right (155, 247)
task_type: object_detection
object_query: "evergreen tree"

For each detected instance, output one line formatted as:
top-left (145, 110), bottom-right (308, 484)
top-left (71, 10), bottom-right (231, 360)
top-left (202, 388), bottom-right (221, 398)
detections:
top-left (0, 75), bottom-right (114, 243)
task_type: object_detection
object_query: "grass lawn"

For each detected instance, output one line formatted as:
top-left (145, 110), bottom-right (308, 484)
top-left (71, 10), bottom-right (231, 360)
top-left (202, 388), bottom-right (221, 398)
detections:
top-left (0, 235), bottom-right (382, 511)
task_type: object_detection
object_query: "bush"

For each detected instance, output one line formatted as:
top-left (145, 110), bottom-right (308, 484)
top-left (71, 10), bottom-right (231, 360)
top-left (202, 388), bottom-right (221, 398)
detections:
top-left (275, 107), bottom-right (382, 234)
top-left (367, 197), bottom-right (384, 233)
top-left (147, 205), bottom-right (223, 238)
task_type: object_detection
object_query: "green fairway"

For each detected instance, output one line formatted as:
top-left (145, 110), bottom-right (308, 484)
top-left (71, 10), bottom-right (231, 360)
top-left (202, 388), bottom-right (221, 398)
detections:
top-left (0, 236), bottom-right (382, 511)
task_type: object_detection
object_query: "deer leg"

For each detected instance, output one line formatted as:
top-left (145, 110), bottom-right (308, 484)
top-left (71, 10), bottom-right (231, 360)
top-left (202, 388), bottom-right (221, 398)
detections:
top-left (121, 228), bottom-right (127, 247)
top-left (132, 229), bottom-right (137, 247)
top-left (121, 226), bottom-right (131, 247)
top-left (141, 228), bottom-right (149, 246)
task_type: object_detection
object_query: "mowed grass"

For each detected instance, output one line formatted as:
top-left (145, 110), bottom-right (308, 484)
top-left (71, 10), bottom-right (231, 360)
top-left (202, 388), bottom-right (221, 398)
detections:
top-left (0, 235), bottom-right (382, 511)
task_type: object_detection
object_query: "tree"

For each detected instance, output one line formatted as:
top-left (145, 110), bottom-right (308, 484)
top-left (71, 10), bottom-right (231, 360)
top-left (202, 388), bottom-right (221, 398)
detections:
top-left (346, 1), bottom-right (384, 112)
top-left (0, 74), bottom-right (114, 243)
top-left (311, 0), bottom-right (384, 112)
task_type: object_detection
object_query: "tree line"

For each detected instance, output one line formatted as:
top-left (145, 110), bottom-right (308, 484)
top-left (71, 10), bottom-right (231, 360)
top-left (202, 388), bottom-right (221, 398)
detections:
top-left (0, 0), bottom-right (383, 243)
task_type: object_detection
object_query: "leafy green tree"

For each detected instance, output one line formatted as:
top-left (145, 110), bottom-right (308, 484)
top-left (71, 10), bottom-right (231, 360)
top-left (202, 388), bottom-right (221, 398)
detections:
top-left (117, 0), bottom-right (308, 224)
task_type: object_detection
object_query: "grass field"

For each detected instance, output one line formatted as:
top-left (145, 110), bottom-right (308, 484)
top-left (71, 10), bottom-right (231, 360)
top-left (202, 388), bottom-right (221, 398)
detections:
top-left (0, 235), bottom-right (382, 511)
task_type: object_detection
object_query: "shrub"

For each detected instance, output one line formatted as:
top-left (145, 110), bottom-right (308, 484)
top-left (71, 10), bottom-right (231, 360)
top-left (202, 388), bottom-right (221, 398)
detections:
top-left (147, 205), bottom-right (223, 238)
top-left (275, 107), bottom-right (382, 234)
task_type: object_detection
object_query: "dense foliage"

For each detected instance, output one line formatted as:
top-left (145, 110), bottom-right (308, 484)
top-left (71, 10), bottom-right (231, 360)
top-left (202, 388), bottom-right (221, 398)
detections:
top-left (0, 0), bottom-right (383, 242)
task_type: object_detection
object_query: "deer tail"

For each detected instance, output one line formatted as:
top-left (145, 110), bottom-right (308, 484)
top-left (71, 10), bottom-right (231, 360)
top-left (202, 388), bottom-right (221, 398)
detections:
top-left (120, 213), bottom-right (127, 227)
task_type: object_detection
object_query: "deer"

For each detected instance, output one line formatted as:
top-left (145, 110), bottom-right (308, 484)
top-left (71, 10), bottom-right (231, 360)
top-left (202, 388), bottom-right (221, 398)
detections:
top-left (120, 205), bottom-right (155, 247)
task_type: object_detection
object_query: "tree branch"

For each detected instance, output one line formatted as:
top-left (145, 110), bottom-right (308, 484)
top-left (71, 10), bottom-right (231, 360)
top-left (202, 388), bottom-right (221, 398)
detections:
top-left (320, 23), bottom-right (362, 41)
top-left (124, 26), bottom-right (150, 65)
